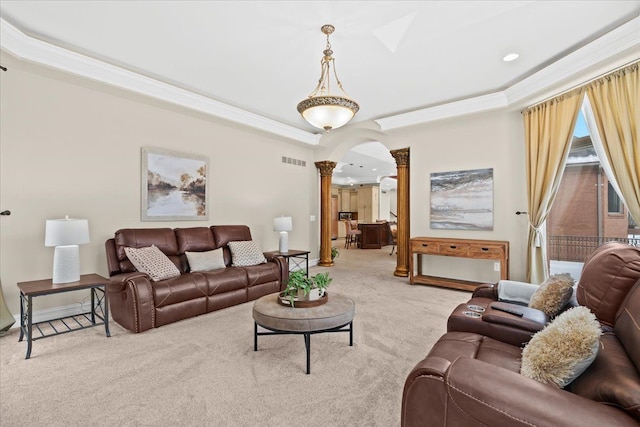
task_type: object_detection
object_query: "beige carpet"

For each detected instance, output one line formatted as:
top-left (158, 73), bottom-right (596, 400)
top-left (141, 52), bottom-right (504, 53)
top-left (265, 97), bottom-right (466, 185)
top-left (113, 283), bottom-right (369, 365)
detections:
top-left (0, 244), bottom-right (470, 427)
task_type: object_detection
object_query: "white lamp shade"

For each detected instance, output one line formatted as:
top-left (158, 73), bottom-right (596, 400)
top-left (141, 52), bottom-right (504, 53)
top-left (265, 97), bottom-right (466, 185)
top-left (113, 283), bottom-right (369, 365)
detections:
top-left (45, 217), bottom-right (90, 247)
top-left (301, 104), bottom-right (355, 131)
top-left (273, 216), bottom-right (293, 232)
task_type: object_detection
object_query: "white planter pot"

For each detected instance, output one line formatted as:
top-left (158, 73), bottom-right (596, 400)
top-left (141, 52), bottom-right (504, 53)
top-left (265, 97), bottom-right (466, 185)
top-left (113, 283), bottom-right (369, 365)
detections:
top-left (298, 288), bottom-right (322, 301)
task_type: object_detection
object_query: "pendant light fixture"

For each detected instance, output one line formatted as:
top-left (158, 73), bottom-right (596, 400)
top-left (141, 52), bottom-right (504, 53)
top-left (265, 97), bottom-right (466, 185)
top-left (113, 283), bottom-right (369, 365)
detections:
top-left (297, 24), bottom-right (359, 131)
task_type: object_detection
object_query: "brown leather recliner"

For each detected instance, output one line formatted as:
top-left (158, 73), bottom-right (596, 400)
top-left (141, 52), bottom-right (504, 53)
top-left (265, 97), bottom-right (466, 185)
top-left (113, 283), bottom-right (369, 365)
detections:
top-left (402, 242), bottom-right (640, 426)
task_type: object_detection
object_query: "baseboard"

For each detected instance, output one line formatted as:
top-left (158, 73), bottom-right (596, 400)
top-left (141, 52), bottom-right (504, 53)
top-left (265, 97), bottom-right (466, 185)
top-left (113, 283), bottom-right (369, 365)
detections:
top-left (9, 301), bottom-right (92, 330)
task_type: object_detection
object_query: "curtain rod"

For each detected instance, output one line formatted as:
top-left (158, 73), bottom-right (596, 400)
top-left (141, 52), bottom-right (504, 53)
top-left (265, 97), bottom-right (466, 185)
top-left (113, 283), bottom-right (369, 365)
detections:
top-left (526, 58), bottom-right (639, 110)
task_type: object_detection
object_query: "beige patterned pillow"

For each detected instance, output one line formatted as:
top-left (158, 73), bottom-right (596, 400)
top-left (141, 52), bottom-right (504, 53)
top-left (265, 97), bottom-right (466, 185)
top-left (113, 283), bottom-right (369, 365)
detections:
top-left (186, 249), bottom-right (226, 272)
top-left (228, 240), bottom-right (266, 267)
top-left (521, 306), bottom-right (601, 388)
top-left (124, 245), bottom-right (181, 282)
top-left (529, 273), bottom-right (574, 317)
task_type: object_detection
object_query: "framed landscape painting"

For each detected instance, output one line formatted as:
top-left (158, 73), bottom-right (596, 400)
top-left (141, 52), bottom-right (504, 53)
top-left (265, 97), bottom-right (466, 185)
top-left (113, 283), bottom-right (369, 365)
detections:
top-left (430, 168), bottom-right (493, 230)
top-left (141, 147), bottom-right (208, 221)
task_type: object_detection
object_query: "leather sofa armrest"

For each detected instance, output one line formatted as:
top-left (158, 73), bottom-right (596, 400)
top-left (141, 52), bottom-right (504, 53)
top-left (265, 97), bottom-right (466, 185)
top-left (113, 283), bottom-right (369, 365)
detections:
top-left (263, 253), bottom-right (289, 290)
top-left (403, 356), bottom-right (638, 427)
top-left (472, 283), bottom-right (498, 300)
top-left (481, 302), bottom-right (548, 333)
top-left (107, 273), bottom-right (155, 333)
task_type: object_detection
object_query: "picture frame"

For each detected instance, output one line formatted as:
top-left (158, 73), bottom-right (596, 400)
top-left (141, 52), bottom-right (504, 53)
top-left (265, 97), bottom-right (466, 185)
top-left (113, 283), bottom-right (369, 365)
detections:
top-left (430, 168), bottom-right (493, 230)
top-left (141, 147), bottom-right (208, 221)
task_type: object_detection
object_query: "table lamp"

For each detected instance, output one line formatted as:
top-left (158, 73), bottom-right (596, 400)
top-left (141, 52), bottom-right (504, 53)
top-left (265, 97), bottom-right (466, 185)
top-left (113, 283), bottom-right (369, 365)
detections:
top-left (45, 215), bottom-right (90, 284)
top-left (273, 216), bottom-right (293, 253)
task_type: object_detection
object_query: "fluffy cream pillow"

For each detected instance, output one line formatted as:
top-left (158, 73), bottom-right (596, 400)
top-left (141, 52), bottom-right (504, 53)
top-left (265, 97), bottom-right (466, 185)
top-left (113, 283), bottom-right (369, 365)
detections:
top-left (228, 240), bottom-right (267, 267)
top-left (124, 245), bottom-right (181, 282)
top-left (521, 306), bottom-right (601, 388)
top-left (186, 249), bottom-right (226, 272)
top-left (528, 273), bottom-right (574, 317)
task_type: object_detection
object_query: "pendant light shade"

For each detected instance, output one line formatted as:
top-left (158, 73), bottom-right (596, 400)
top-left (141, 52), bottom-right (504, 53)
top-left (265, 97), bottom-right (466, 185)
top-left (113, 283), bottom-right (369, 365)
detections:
top-left (297, 25), bottom-right (359, 131)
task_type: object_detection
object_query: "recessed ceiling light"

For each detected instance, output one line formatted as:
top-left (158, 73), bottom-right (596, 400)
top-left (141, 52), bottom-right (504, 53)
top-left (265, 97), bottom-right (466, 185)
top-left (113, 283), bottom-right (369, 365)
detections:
top-left (502, 53), bottom-right (519, 62)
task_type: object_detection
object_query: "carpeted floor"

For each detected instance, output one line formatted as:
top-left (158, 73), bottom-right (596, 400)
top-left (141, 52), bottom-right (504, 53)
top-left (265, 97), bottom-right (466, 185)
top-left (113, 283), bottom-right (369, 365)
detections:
top-left (0, 243), bottom-right (470, 426)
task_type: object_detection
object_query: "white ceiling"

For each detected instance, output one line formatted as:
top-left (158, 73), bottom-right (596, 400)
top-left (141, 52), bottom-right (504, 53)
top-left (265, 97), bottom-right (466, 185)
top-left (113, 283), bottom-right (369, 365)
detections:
top-left (1, 1), bottom-right (639, 186)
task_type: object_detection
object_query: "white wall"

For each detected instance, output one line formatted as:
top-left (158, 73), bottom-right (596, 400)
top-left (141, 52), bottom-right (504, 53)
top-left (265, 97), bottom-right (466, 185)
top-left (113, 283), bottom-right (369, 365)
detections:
top-left (0, 52), bottom-right (317, 315)
top-left (390, 110), bottom-right (528, 283)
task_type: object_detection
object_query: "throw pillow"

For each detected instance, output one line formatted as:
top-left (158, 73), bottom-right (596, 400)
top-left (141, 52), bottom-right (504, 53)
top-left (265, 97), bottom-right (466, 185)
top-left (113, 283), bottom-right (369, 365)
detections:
top-left (228, 240), bottom-right (267, 267)
top-left (185, 249), bottom-right (226, 272)
top-left (528, 273), bottom-right (574, 317)
top-left (124, 245), bottom-right (181, 282)
top-left (520, 306), bottom-right (601, 388)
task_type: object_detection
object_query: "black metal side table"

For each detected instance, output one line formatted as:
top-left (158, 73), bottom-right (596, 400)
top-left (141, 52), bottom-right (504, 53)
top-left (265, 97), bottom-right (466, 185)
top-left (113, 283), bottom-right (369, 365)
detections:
top-left (17, 273), bottom-right (110, 359)
top-left (263, 249), bottom-right (310, 276)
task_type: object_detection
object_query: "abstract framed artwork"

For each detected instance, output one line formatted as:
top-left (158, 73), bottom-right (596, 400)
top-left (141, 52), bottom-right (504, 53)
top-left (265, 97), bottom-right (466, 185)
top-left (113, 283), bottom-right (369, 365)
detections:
top-left (430, 168), bottom-right (493, 230)
top-left (141, 147), bottom-right (208, 221)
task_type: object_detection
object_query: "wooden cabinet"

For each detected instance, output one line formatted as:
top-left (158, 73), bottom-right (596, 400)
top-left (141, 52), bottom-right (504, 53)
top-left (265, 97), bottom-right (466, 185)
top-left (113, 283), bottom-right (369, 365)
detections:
top-left (357, 186), bottom-right (379, 223)
top-left (409, 237), bottom-right (509, 291)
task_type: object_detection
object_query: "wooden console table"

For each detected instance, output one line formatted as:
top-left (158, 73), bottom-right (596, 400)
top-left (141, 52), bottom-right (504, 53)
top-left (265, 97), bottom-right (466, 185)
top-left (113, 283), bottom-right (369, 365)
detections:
top-left (409, 237), bottom-right (509, 291)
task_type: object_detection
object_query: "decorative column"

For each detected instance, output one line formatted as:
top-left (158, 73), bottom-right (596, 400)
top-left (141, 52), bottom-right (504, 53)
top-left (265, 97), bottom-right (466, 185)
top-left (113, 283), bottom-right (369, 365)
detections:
top-left (391, 148), bottom-right (410, 277)
top-left (315, 161), bottom-right (337, 267)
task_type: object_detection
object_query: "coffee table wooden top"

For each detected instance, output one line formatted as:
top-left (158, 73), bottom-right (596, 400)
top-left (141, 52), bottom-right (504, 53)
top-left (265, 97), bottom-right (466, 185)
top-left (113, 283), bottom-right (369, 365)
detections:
top-left (253, 292), bottom-right (355, 333)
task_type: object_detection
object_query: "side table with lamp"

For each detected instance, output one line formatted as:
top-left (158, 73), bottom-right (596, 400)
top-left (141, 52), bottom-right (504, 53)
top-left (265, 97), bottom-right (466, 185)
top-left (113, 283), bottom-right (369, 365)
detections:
top-left (17, 216), bottom-right (110, 359)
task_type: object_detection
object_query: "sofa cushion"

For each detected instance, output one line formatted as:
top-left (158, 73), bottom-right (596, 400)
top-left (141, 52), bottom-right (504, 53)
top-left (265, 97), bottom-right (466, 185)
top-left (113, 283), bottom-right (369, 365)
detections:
top-left (185, 249), bottom-right (225, 272)
top-left (115, 228), bottom-right (181, 273)
top-left (241, 262), bottom-right (281, 287)
top-left (124, 245), bottom-right (181, 282)
top-left (567, 332), bottom-right (640, 421)
top-left (152, 273), bottom-right (208, 308)
top-left (427, 332), bottom-right (522, 374)
top-left (175, 227), bottom-right (217, 253)
top-left (615, 280), bottom-right (640, 371)
top-left (199, 268), bottom-right (248, 295)
top-left (228, 240), bottom-right (267, 266)
top-left (528, 273), bottom-right (574, 317)
top-left (521, 306), bottom-right (601, 388)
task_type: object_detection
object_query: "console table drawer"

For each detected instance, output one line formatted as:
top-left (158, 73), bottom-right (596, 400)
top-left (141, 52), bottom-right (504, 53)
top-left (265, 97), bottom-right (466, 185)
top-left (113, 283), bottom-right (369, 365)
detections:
top-left (438, 243), bottom-right (468, 256)
top-left (468, 245), bottom-right (504, 257)
top-left (411, 240), bottom-right (439, 254)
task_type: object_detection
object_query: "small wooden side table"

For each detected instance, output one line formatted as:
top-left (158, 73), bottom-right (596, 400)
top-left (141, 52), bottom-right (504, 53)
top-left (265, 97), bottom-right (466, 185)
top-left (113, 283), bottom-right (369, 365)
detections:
top-left (263, 249), bottom-right (310, 276)
top-left (17, 273), bottom-right (110, 359)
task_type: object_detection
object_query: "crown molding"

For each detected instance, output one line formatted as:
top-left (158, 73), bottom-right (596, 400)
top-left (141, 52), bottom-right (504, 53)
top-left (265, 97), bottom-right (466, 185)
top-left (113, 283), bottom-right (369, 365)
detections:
top-left (504, 15), bottom-right (640, 106)
top-left (0, 18), bottom-right (321, 146)
top-left (375, 16), bottom-right (639, 131)
top-left (375, 92), bottom-right (509, 131)
top-left (1, 15), bottom-right (638, 138)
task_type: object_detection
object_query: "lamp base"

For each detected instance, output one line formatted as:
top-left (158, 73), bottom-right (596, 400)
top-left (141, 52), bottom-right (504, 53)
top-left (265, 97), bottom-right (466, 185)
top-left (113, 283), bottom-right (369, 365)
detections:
top-left (279, 231), bottom-right (289, 253)
top-left (52, 245), bottom-right (80, 284)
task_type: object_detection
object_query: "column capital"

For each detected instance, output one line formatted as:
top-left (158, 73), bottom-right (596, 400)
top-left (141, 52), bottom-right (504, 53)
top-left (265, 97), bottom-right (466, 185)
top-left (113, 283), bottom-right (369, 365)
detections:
top-left (315, 161), bottom-right (337, 177)
top-left (390, 148), bottom-right (410, 167)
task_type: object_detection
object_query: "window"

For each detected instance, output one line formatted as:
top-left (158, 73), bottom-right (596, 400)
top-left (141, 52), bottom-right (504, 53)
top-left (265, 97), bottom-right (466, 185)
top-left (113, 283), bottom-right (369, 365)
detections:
top-left (547, 108), bottom-right (633, 278)
top-left (607, 182), bottom-right (623, 214)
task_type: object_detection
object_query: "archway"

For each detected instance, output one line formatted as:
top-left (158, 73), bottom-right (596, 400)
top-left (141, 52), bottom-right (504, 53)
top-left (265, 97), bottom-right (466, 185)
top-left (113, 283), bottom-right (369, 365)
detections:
top-left (314, 124), bottom-right (410, 277)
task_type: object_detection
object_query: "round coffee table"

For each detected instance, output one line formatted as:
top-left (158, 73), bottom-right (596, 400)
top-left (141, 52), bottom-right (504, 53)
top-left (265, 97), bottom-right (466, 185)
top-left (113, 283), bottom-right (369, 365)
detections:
top-left (253, 292), bottom-right (355, 374)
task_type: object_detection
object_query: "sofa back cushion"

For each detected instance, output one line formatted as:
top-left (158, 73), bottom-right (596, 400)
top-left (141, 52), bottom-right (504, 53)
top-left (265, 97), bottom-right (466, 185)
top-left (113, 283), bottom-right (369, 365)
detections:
top-left (576, 242), bottom-right (640, 327)
top-left (115, 228), bottom-right (182, 273)
top-left (615, 280), bottom-right (640, 372)
top-left (175, 227), bottom-right (217, 253)
top-left (211, 225), bottom-right (253, 266)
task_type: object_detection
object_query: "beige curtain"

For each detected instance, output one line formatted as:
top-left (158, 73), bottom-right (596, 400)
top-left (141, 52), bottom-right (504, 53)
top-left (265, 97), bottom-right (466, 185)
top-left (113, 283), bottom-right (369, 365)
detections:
top-left (523, 89), bottom-right (584, 283)
top-left (585, 62), bottom-right (640, 224)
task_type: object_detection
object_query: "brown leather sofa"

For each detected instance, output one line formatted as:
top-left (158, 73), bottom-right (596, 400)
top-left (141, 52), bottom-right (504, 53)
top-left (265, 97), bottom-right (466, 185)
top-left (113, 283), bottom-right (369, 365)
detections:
top-left (402, 242), bottom-right (640, 426)
top-left (105, 225), bottom-right (288, 333)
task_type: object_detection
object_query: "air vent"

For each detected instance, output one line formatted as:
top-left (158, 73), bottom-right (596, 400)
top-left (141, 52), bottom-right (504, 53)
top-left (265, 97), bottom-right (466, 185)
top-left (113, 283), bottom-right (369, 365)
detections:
top-left (282, 156), bottom-right (306, 167)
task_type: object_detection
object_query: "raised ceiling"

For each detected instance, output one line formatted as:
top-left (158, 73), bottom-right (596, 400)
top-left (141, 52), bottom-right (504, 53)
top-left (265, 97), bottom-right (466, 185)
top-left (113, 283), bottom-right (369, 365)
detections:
top-left (1, 1), bottom-right (639, 186)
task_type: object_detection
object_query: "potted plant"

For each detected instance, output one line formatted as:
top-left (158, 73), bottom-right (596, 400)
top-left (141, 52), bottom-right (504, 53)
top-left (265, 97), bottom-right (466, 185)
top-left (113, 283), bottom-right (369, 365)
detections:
top-left (282, 270), bottom-right (332, 306)
top-left (331, 246), bottom-right (340, 261)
